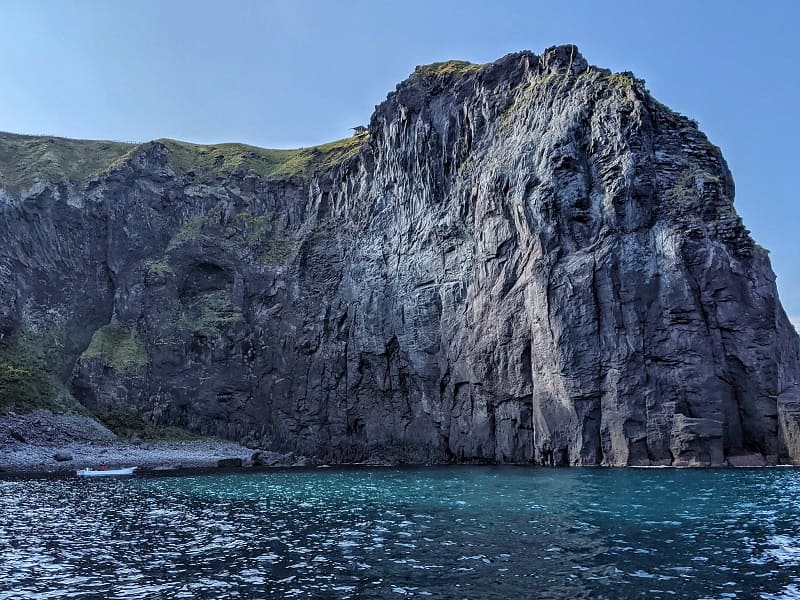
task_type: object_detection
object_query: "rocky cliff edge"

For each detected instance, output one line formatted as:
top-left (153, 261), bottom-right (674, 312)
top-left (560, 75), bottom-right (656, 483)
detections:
top-left (1, 45), bottom-right (798, 466)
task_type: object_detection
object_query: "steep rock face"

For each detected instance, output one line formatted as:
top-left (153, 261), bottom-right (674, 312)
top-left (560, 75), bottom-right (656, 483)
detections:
top-left (1, 45), bottom-right (798, 465)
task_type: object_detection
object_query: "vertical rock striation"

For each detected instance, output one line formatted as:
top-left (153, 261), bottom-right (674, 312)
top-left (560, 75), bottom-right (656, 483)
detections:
top-left (1, 45), bottom-right (798, 465)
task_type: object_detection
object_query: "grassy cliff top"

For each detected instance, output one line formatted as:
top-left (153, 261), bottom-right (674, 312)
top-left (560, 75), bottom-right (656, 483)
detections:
top-left (413, 60), bottom-right (482, 78)
top-left (158, 135), bottom-right (365, 179)
top-left (0, 132), bottom-right (135, 194)
top-left (0, 130), bottom-right (368, 194)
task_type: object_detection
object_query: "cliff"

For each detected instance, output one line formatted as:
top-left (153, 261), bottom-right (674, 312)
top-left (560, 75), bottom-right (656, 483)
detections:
top-left (1, 45), bottom-right (798, 466)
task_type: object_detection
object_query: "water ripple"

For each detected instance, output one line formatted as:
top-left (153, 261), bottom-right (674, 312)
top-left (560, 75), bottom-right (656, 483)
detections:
top-left (0, 467), bottom-right (799, 598)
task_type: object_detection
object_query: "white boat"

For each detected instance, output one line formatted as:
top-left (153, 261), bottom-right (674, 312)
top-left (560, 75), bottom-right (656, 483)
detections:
top-left (76, 466), bottom-right (138, 478)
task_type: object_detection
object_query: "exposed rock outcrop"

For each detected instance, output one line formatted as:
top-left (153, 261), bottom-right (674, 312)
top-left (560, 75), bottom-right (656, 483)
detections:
top-left (1, 45), bottom-right (798, 466)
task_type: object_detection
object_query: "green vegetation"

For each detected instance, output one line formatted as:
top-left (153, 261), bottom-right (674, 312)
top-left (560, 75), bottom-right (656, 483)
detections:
top-left (0, 353), bottom-right (60, 414)
top-left (663, 167), bottom-right (740, 224)
top-left (0, 326), bottom-right (83, 414)
top-left (168, 211), bottom-right (235, 250)
top-left (260, 238), bottom-right (297, 265)
top-left (146, 260), bottom-right (174, 277)
top-left (160, 139), bottom-right (302, 178)
top-left (274, 136), bottom-right (367, 175)
top-left (93, 408), bottom-right (205, 441)
top-left (81, 324), bottom-right (148, 371)
top-left (605, 73), bottom-right (635, 89)
top-left (664, 169), bottom-right (699, 205)
top-left (665, 168), bottom-right (730, 208)
top-left (165, 210), bottom-right (298, 265)
top-left (414, 60), bottom-right (482, 78)
top-left (0, 132), bottom-right (134, 194)
top-left (181, 291), bottom-right (243, 332)
top-left (167, 215), bottom-right (207, 249)
top-left (234, 211), bottom-right (276, 244)
top-left (0, 130), bottom-right (368, 195)
top-left (231, 212), bottom-right (299, 264)
top-left (159, 134), bottom-right (366, 179)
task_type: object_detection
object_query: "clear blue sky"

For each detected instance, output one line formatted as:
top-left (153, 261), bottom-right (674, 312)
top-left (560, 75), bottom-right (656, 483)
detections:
top-left (1, 0), bottom-right (798, 326)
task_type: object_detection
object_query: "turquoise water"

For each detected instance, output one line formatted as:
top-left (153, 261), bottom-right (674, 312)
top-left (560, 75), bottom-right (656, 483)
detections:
top-left (1, 467), bottom-right (799, 599)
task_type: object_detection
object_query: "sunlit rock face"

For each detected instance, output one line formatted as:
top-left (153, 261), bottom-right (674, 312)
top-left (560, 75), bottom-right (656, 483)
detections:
top-left (1, 45), bottom-right (798, 466)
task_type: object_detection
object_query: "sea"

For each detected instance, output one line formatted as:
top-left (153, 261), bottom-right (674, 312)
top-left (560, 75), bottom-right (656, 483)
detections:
top-left (1, 466), bottom-right (799, 598)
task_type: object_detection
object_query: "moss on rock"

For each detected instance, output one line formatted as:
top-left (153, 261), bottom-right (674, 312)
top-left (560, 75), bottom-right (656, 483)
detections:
top-left (0, 327), bottom-right (81, 414)
top-left (260, 238), bottom-right (298, 265)
top-left (181, 291), bottom-right (243, 332)
top-left (81, 324), bottom-right (148, 371)
top-left (167, 209), bottom-right (298, 266)
top-left (94, 407), bottom-right (205, 441)
top-left (664, 169), bottom-right (701, 206)
top-left (167, 215), bottom-right (207, 249)
top-left (0, 354), bottom-right (58, 414)
top-left (146, 260), bottom-right (174, 277)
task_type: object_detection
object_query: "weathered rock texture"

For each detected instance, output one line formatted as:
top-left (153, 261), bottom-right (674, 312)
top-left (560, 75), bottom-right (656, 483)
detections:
top-left (1, 45), bottom-right (798, 466)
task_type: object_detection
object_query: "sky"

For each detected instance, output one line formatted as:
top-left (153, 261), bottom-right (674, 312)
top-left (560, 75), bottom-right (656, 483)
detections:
top-left (1, 0), bottom-right (798, 327)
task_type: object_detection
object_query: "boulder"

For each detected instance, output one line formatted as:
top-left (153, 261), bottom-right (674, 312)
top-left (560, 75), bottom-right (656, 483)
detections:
top-left (251, 451), bottom-right (290, 467)
top-left (53, 452), bottom-right (73, 462)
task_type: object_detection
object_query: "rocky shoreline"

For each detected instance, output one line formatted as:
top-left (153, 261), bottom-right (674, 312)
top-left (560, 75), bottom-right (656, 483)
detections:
top-left (2, 410), bottom-right (796, 474)
top-left (0, 410), bottom-right (305, 474)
